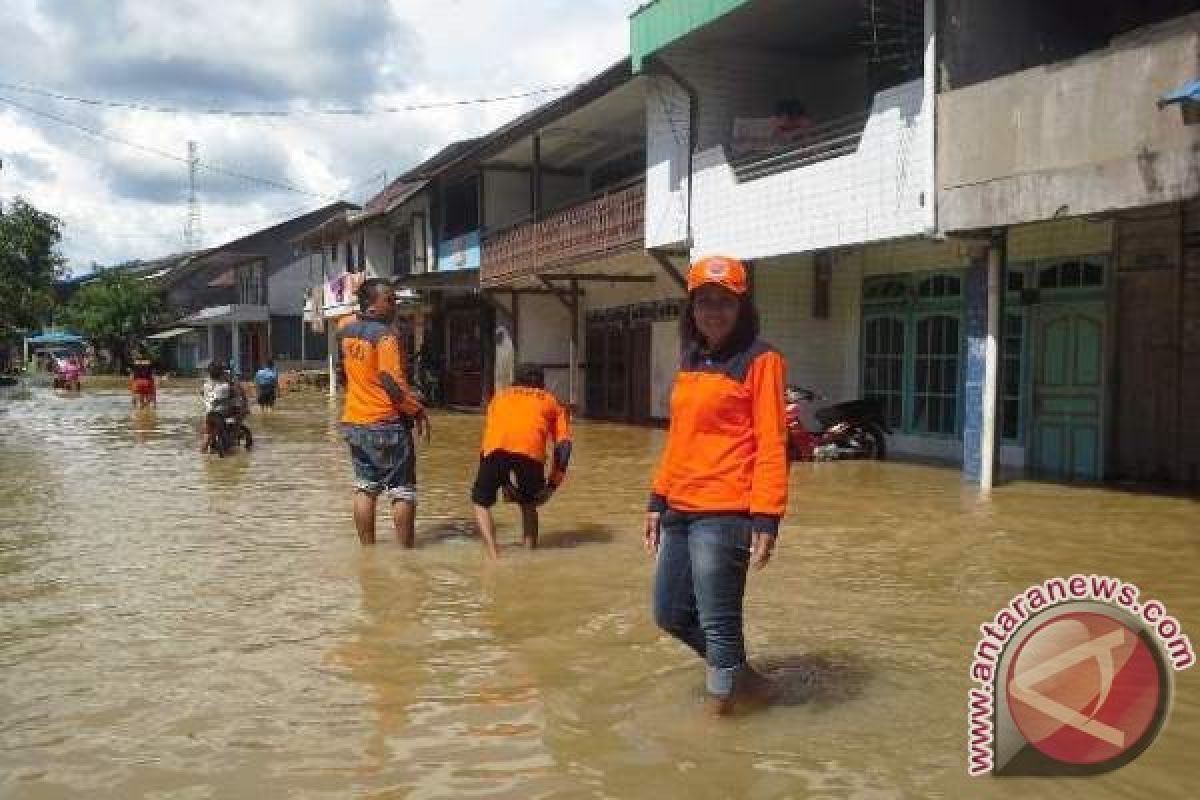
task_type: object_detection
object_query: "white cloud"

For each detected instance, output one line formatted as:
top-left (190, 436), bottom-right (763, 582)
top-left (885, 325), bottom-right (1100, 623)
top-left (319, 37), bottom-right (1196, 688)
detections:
top-left (0, 0), bottom-right (641, 270)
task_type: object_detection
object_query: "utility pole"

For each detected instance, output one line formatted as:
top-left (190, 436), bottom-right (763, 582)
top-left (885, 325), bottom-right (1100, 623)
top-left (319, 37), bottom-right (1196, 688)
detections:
top-left (184, 140), bottom-right (201, 251)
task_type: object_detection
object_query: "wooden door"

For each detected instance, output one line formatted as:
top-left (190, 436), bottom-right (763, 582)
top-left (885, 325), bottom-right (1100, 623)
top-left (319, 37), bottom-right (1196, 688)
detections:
top-left (1030, 302), bottom-right (1106, 480)
top-left (604, 323), bottom-right (629, 420)
top-left (1115, 269), bottom-right (1180, 481)
top-left (445, 309), bottom-right (483, 407)
top-left (629, 322), bottom-right (653, 424)
top-left (585, 322), bottom-right (605, 416)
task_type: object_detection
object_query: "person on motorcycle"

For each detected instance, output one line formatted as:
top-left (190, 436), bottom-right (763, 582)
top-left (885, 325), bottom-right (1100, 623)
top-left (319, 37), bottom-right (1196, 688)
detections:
top-left (201, 362), bottom-right (250, 450)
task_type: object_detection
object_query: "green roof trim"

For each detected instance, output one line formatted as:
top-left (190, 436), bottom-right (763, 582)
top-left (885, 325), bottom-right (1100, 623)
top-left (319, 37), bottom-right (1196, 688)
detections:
top-left (630, 0), bottom-right (753, 72)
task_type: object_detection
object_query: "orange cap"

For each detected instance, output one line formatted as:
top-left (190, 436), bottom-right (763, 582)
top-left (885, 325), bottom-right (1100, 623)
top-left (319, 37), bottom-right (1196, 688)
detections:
top-left (687, 256), bottom-right (748, 295)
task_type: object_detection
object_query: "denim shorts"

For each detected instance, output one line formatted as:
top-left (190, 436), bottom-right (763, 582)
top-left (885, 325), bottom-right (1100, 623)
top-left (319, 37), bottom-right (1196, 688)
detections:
top-left (343, 422), bottom-right (416, 503)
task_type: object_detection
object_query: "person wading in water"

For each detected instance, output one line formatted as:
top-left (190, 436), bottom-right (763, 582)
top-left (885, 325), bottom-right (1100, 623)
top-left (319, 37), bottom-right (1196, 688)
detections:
top-left (644, 255), bottom-right (789, 716)
top-left (470, 364), bottom-right (571, 558)
top-left (337, 279), bottom-right (430, 546)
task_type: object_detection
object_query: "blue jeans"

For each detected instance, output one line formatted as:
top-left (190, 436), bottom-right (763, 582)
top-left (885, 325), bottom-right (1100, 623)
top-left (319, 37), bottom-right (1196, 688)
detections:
top-left (653, 510), bottom-right (753, 697)
top-left (343, 422), bottom-right (416, 503)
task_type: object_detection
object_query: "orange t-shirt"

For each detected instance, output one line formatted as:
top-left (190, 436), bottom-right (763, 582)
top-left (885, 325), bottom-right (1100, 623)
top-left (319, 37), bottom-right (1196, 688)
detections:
top-left (481, 386), bottom-right (571, 472)
top-left (337, 314), bottom-right (422, 425)
top-left (650, 340), bottom-right (788, 533)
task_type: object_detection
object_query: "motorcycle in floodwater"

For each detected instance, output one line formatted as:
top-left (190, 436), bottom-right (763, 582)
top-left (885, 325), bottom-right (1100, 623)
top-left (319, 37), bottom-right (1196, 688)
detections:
top-left (204, 412), bottom-right (254, 457)
top-left (785, 385), bottom-right (890, 461)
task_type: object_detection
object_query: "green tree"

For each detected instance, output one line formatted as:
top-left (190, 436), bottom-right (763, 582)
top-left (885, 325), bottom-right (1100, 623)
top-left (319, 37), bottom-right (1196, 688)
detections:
top-left (0, 198), bottom-right (68, 344)
top-left (64, 269), bottom-right (163, 372)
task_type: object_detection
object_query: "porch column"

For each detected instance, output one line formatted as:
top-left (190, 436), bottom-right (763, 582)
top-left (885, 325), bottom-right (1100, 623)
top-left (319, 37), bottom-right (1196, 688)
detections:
top-left (963, 232), bottom-right (1006, 488)
top-left (22, 336), bottom-right (30, 368)
top-left (568, 278), bottom-right (579, 410)
top-left (206, 325), bottom-right (216, 367)
top-left (231, 321), bottom-right (241, 377)
top-left (413, 306), bottom-right (425, 351)
top-left (327, 323), bottom-right (337, 398)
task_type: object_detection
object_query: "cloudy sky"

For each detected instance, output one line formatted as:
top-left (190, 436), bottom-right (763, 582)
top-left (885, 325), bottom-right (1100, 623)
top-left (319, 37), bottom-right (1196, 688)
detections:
top-left (0, 0), bottom-right (641, 272)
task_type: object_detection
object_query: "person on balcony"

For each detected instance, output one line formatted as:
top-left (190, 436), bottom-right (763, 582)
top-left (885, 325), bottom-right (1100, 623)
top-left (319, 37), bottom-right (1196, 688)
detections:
top-left (644, 256), bottom-right (789, 716)
top-left (772, 99), bottom-right (812, 147)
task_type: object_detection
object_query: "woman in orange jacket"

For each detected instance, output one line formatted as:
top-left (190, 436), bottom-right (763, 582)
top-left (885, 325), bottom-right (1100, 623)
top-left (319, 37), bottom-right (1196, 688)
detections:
top-left (644, 256), bottom-right (789, 715)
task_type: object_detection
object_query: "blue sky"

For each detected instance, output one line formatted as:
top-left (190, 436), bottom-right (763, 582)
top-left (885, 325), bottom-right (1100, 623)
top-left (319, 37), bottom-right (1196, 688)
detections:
top-left (0, 0), bottom-right (640, 271)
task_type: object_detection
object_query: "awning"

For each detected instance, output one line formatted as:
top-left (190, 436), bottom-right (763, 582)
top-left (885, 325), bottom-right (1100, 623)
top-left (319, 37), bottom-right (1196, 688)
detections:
top-left (26, 331), bottom-right (84, 344)
top-left (145, 327), bottom-right (196, 341)
top-left (180, 304), bottom-right (270, 325)
top-left (393, 269), bottom-right (480, 292)
top-left (1159, 79), bottom-right (1200, 108)
top-left (630, 0), bottom-right (752, 72)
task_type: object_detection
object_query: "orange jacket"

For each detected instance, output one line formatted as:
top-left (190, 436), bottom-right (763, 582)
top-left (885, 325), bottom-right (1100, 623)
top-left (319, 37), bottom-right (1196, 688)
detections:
top-left (337, 314), bottom-right (423, 425)
top-left (481, 386), bottom-right (572, 484)
top-left (649, 340), bottom-right (788, 534)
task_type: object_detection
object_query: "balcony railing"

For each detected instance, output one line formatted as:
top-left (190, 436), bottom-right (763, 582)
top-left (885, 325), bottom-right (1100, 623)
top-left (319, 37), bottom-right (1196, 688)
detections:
top-left (482, 181), bottom-right (645, 286)
top-left (730, 110), bottom-right (870, 183)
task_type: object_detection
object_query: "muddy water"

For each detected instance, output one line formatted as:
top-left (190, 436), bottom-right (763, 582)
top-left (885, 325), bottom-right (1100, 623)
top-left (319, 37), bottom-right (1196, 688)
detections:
top-left (1, 384), bottom-right (1198, 799)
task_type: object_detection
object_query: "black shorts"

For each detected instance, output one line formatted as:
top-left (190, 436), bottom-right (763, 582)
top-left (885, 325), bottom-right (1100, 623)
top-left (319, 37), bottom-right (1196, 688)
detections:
top-left (257, 387), bottom-right (277, 406)
top-left (471, 450), bottom-right (546, 508)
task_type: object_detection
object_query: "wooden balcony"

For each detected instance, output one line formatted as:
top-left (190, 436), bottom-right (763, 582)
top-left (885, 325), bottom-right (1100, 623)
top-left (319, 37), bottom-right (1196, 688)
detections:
top-left (481, 181), bottom-right (644, 286)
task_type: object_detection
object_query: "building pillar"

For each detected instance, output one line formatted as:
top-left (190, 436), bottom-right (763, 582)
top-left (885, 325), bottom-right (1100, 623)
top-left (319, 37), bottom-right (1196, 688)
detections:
top-left (206, 325), bottom-right (216, 368)
top-left (230, 321), bottom-right (241, 377)
top-left (963, 232), bottom-right (1006, 488)
top-left (327, 322), bottom-right (337, 398)
top-left (568, 279), bottom-right (579, 411)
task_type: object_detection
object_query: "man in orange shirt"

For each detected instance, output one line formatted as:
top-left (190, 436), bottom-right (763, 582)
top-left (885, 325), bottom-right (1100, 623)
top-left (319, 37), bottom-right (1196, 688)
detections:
top-left (471, 364), bottom-right (571, 558)
top-left (338, 278), bottom-right (430, 546)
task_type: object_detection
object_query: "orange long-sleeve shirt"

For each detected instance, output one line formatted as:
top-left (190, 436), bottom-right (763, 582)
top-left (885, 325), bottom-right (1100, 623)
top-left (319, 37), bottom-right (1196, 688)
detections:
top-left (649, 340), bottom-right (788, 534)
top-left (481, 386), bottom-right (572, 484)
top-left (337, 314), bottom-right (423, 425)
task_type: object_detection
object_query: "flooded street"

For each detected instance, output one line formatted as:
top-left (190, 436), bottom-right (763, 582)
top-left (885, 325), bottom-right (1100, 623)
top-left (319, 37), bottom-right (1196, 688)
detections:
top-left (1, 384), bottom-right (1198, 799)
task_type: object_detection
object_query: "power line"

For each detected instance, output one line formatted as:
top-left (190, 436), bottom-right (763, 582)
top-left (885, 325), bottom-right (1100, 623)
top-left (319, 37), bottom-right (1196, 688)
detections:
top-left (0, 80), bottom-right (577, 117)
top-left (0, 94), bottom-right (336, 199)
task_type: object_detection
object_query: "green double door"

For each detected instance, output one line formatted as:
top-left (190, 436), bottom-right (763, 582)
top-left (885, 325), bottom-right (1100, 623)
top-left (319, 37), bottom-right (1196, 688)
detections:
top-left (1029, 302), bottom-right (1106, 481)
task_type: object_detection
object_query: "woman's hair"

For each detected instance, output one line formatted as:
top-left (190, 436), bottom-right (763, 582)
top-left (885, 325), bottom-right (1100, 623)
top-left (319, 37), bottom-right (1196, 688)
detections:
top-left (679, 292), bottom-right (760, 354)
top-left (207, 361), bottom-right (226, 380)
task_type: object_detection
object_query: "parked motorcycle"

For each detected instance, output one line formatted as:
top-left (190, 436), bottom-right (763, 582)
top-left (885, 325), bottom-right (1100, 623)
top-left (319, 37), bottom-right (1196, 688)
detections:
top-left (785, 385), bottom-right (890, 461)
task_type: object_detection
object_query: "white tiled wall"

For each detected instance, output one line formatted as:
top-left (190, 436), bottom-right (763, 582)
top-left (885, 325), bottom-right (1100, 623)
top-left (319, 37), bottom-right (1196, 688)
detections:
top-left (644, 36), bottom-right (935, 261)
top-left (644, 74), bottom-right (691, 248)
top-left (753, 255), bottom-right (862, 404)
top-left (690, 79), bottom-right (933, 260)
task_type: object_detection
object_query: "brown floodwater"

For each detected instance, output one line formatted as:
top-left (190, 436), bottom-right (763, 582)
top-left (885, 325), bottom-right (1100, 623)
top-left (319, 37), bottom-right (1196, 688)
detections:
top-left (1, 383), bottom-right (1198, 799)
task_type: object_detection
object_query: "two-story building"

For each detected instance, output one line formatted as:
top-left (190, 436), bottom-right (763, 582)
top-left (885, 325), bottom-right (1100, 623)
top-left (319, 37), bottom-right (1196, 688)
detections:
top-left (936, 1), bottom-right (1200, 486)
top-left (296, 142), bottom-right (473, 399)
top-left (452, 60), bottom-right (688, 421)
top-left (147, 202), bottom-right (353, 375)
top-left (631, 0), bottom-right (940, 448)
